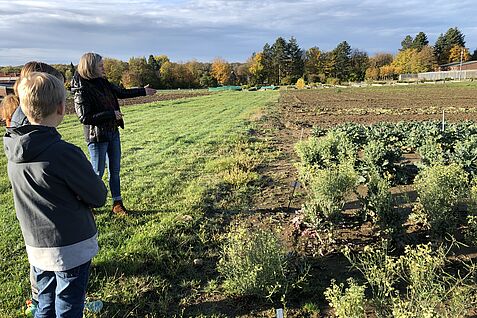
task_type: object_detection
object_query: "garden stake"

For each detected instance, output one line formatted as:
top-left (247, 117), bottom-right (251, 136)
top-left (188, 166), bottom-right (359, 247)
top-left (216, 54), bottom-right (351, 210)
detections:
top-left (288, 181), bottom-right (301, 209)
top-left (276, 308), bottom-right (284, 318)
top-left (442, 109), bottom-right (445, 132)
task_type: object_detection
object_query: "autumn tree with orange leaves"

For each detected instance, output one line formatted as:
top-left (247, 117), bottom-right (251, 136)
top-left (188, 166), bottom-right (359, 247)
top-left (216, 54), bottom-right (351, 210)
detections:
top-left (211, 58), bottom-right (232, 85)
top-left (448, 45), bottom-right (471, 63)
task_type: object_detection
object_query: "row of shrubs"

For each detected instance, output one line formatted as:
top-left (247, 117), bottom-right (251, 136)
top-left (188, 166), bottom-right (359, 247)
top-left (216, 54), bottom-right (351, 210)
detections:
top-left (309, 121), bottom-right (477, 183)
top-left (328, 241), bottom-right (476, 318)
top-left (312, 120), bottom-right (477, 155)
top-left (296, 126), bottom-right (477, 238)
top-left (217, 224), bottom-right (476, 317)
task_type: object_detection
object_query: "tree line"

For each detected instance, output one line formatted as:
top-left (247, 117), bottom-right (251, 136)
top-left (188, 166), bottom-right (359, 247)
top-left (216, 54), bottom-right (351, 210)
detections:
top-left (1, 27), bottom-right (475, 88)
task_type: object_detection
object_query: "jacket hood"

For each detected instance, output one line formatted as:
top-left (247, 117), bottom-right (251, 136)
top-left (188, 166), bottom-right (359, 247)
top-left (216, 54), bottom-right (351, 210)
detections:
top-left (70, 71), bottom-right (83, 93)
top-left (3, 125), bottom-right (61, 163)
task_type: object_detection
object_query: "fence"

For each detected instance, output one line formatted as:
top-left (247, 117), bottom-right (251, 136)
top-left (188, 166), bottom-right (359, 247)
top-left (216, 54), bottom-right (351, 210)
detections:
top-left (0, 84), bottom-right (15, 97)
top-left (399, 74), bottom-right (418, 81)
top-left (0, 76), bottom-right (19, 82)
top-left (208, 86), bottom-right (242, 92)
top-left (418, 70), bottom-right (477, 81)
top-left (399, 71), bottom-right (477, 81)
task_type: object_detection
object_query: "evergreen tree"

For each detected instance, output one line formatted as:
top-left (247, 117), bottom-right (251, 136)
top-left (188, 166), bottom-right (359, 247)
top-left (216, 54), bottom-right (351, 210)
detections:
top-left (148, 55), bottom-right (160, 72)
top-left (332, 41), bottom-right (352, 81)
top-left (400, 35), bottom-right (413, 51)
top-left (434, 33), bottom-right (446, 64)
top-left (412, 32), bottom-right (429, 51)
top-left (199, 72), bottom-right (217, 88)
top-left (285, 37), bottom-right (304, 84)
top-left (434, 27), bottom-right (466, 64)
top-left (147, 54), bottom-right (161, 87)
top-left (262, 43), bottom-right (274, 84)
top-left (63, 62), bottom-right (76, 84)
top-left (271, 37), bottom-right (288, 84)
top-left (349, 49), bottom-right (369, 82)
top-left (445, 27), bottom-right (466, 47)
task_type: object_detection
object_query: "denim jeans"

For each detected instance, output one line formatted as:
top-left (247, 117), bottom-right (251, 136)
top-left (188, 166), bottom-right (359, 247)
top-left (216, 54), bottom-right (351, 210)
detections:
top-left (30, 265), bottom-right (39, 303)
top-left (33, 261), bottom-right (91, 318)
top-left (87, 131), bottom-right (122, 202)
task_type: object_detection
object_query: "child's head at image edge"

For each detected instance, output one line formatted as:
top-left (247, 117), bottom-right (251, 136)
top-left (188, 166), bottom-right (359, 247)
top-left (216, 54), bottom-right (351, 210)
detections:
top-left (17, 72), bottom-right (66, 126)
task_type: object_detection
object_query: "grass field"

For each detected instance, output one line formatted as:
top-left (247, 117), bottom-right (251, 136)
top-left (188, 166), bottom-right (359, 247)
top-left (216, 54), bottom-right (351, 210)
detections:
top-left (0, 91), bottom-right (279, 317)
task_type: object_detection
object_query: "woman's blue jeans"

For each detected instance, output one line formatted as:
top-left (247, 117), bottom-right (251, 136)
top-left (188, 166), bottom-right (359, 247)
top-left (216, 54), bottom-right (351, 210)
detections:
top-left (87, 131), bottom-right (122, 202)
top-left (33, 261), bottom-right (91, 318)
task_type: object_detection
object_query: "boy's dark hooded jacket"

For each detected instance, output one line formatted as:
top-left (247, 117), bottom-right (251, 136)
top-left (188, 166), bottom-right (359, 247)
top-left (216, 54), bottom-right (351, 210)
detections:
top-left (3, 125), bottom-right (107, 271)
top-left (71, 73), bottom-right (146, 143)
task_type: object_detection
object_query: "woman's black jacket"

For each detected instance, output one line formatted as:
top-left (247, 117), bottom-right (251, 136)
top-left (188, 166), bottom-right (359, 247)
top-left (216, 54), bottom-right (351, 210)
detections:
top-left (71, 73), bottom-right (146, 143)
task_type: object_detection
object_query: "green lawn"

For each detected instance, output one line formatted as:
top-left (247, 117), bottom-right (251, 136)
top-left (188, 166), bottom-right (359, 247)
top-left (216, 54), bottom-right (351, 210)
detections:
top-left (0, 91), bottom-right (279, 317)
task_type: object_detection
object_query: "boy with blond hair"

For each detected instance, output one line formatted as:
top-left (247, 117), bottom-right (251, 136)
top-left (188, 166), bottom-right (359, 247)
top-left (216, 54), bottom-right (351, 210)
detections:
top-left (3, 72), bottom-right (107, 317)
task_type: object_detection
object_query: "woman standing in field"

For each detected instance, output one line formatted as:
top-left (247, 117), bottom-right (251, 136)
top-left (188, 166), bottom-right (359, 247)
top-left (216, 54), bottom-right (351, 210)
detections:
top-left (72, 53), bottom-right (156, 215)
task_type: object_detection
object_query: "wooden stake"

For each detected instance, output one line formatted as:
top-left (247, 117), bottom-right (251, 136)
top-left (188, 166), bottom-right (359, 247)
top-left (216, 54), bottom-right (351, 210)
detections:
top-left (442, 110), bottom-right (445, 132)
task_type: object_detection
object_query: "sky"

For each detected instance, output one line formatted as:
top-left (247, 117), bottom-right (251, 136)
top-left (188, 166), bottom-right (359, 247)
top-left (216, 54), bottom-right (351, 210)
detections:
top-left (0, 0), bottom-right (476, 66)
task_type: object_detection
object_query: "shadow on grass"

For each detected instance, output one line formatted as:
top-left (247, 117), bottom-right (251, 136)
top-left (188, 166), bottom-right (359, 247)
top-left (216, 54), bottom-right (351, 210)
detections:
top-left (94, 207), bottom-right (174, 219)
top-left (89, 251), bottom-right (223, 316)
top-left (184, 295), bottom-right (276, 317)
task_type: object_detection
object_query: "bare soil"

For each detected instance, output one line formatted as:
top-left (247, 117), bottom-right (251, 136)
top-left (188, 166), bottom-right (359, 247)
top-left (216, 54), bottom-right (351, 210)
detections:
top-left (279, 85), bottom-right (477, 129)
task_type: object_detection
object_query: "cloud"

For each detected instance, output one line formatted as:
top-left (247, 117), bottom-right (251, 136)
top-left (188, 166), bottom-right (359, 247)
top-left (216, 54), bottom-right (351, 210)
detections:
top-left (1, 0), bottom-right (476, 65)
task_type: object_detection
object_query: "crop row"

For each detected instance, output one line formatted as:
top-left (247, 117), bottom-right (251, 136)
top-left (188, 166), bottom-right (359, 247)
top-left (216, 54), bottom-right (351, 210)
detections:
top-left (288, 120), bottom-right (477, 316)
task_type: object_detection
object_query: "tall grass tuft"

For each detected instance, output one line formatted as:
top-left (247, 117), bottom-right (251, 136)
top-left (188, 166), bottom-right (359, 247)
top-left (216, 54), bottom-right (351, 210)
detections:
top-left (217, 225), bottom-right (288, 299)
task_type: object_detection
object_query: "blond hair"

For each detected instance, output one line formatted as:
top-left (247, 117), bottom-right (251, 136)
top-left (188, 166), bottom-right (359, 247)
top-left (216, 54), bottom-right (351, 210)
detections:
top-left (18, 72), bottom-right (66, 122)
top-left (0, 61), bottom-right (64, 126)
top-left (0, 95), bottom-right (19, 126)
top-left (77, 53), bottom-right (102, 80)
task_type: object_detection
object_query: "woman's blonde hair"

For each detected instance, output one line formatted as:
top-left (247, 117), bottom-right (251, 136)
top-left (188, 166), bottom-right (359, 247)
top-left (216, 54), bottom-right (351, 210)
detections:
top-left (0, 61), bottom-right (64, 126)
top-left (77, 53), bottom-right (103, 80)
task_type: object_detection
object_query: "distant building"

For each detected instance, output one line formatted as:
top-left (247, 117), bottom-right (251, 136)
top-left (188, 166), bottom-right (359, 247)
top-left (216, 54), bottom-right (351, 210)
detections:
top-left (439, 60), bottom-right (477, 71)
top-left (0, 73), bottom-right (18, 97)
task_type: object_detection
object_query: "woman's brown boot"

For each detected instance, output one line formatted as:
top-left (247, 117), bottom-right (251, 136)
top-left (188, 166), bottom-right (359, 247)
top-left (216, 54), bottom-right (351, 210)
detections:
top-left (112, 200), bottom-right (127, 216)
